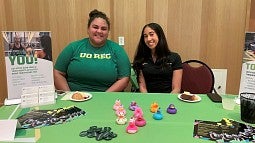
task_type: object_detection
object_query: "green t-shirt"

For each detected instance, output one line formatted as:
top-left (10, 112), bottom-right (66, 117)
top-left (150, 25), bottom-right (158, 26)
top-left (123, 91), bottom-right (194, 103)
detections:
top-left (54, 38), bottom-right (131, 91)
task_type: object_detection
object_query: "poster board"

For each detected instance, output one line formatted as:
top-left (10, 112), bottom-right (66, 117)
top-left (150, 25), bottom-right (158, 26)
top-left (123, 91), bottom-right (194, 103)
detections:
top-left (2, 31), bottom-right (55, 107)
top-left (238, 32), bottom-right (255, 103)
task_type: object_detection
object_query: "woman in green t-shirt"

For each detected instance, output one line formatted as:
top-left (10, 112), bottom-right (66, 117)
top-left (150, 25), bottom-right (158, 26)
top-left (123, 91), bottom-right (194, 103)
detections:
top-left (54, 9), bottom-right (131, 92)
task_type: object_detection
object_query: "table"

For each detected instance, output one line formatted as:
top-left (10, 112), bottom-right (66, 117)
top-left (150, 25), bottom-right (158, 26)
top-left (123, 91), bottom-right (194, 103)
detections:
top-left (0, 92), bottom-right (242, 143)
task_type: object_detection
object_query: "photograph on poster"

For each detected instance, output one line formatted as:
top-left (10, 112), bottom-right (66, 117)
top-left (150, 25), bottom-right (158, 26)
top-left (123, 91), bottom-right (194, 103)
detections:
top-left (3, 32), bottom-right (52, 61)
top-left (243, 32), bottom-right (255, 62)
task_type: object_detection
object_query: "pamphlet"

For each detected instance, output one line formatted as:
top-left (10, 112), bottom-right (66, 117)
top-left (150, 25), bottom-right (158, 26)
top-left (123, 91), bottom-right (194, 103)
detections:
top-left (17, 106), bottom-right (86, 129)
top-left (193, 118), bottom-right (255, 142)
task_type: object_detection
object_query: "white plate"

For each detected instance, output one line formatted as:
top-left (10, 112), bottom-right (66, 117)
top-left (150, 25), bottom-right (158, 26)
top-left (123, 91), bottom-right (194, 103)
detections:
top-left (178, 94), bottom-right (201, 103)
top-left (56, 90), bottom-right (67, 96)
top-left (70, 92), bottom-right (92, 102)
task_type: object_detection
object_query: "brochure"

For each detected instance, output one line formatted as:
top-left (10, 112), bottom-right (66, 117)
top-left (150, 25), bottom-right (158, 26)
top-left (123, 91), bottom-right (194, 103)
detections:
top-left (193, 118), bottom-right (255, 142)
top-left (17, 106), bottom-right (86, 129)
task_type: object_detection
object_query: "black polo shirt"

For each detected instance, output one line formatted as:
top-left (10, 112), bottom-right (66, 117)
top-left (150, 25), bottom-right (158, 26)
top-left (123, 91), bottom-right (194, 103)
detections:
top-left (141, 52), bottom-right (182, 93)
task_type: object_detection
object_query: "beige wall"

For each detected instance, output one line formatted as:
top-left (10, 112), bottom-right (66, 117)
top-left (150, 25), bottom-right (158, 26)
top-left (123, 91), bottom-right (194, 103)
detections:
top-left (249, 0), bottom-right (255, 31)
top-left (0, 0), bottom-right (252, 103)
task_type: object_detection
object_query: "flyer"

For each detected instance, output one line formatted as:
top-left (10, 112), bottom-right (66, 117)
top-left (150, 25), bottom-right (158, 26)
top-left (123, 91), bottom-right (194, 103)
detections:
top-left (2, 31), bottom-right (55, 106)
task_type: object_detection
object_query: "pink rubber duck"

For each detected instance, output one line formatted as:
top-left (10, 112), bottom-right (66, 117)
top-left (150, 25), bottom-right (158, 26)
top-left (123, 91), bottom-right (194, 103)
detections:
top-left (116, 111), bottom-right (127, 125)
top-left (135, 114), bottom-right (146, 127)
top-left (115, 105), bottom-right (126, 116)
top-left (113, 99), bottom-right (122, 110)
top-left (126, 117), bottom-right (138, 134)
top-left (133, 107), bottom-right (143, 119)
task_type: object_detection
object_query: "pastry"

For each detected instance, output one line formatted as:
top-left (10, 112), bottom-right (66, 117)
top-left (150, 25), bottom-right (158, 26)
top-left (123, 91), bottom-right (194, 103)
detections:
top-left (180, 92), bottom-right (197, 101)
top-left (72, 92), bottom-right (85, 100)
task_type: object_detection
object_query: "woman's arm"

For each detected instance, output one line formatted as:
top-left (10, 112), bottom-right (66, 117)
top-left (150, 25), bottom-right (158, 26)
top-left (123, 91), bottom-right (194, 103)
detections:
top-left (138, 71), bottom-right (148, 93)
top-left (106, 77), bottom-right (130, 92)
top-left (53, 69), bottom-right (70, 91)
top-left (171, 69), bottom-right (183, 93)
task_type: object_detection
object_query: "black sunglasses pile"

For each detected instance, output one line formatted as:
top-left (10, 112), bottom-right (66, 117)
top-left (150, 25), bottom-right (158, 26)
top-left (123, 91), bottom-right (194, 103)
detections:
top-left (79, 126), bottom-right (117, 141)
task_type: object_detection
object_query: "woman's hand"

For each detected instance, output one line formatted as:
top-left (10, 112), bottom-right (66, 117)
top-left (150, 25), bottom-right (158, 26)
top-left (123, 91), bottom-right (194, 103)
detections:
top-left (106, 77), bottom-right (130, 92)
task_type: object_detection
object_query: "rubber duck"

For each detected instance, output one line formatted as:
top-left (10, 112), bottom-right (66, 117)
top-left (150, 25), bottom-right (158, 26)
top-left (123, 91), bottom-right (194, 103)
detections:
top-left (115, 105), bottom-right (126, 116)
top-left (133, 107), bottom-right (143, 119)
top-left (150, 102), bottom-right (159, 113)
top-left (116, 111), bottom-right (127, 125)
top-left (167, 104), bottom-right (177, 114)
top-left (129, 101), bottom-right (139, 111)
top-left (126, 117), bottom-right (138, 134)
top-left (135, 114), bottom-right (146, 127)
top-left (113, 99), bottom-right (122, 110)
top-left (153, 108), bottom-right (163, 120)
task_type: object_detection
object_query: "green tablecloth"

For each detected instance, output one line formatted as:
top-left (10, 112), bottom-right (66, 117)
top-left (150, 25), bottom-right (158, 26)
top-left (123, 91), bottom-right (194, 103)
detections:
top-left (0, 92), bottom-right (242, 143)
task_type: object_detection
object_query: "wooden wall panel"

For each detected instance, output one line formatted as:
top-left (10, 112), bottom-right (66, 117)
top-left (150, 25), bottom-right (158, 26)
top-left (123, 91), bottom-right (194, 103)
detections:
top-left (245, 0), bottom-right (252, 31)
top-left (0, 0), bottom-right (8, 105)
top-left (0, 0), bottom-right (251, 105)
top-left (112, 0), bottom-right (146, 61)
top-left (201, 0), bottom-right (247, 94)
top-left (150, 0), bottom-right (169, 31)
top-left (167, 0), bottom-right (203, 61)
top-left (249, 0), bottom-right (255, 31)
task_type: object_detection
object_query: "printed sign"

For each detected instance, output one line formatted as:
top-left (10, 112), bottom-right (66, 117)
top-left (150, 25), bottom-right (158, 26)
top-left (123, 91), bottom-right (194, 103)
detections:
top-left (2, 31), bottom-right (55, 106)
top-left (238, 32), bottom-right (255, 102)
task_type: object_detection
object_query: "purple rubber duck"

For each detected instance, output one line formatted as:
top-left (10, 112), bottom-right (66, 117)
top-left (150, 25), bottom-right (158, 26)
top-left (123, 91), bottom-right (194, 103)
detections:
top-left (167, 104), bottom-right (177, 114)
top-left (129, 101), bottom-right (139, 111)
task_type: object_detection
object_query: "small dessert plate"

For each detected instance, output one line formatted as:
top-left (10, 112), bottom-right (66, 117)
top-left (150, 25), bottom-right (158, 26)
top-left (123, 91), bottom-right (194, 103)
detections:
top-left (56, 90), bottom-right (67, 96)
top-left (70, 92), bottom-right (92, 102)
top-left (178, 94), bottom-right (201, 103)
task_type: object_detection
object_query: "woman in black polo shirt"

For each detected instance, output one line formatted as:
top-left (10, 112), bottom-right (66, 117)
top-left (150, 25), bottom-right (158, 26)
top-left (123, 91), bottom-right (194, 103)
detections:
top-left (133, 23), bottom-right (183, 93)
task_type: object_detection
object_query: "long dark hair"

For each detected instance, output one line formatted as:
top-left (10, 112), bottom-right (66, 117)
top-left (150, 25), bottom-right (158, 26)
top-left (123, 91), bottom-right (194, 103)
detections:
top-left (133, 23), bottom-right (171, 76)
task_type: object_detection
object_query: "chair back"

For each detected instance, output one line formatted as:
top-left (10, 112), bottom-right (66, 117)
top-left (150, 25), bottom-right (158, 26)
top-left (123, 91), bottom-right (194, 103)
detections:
top-left (181, 60), bottom-right (215, 94)
top-left (130, 68), bottom-right (139, 92)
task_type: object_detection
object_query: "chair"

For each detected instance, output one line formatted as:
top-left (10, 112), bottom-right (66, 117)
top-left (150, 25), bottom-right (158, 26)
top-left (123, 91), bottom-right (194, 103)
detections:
top-left (181, 60), bottom-right (215, 94)
top-left (130, 68), bottom-right (139, 92)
